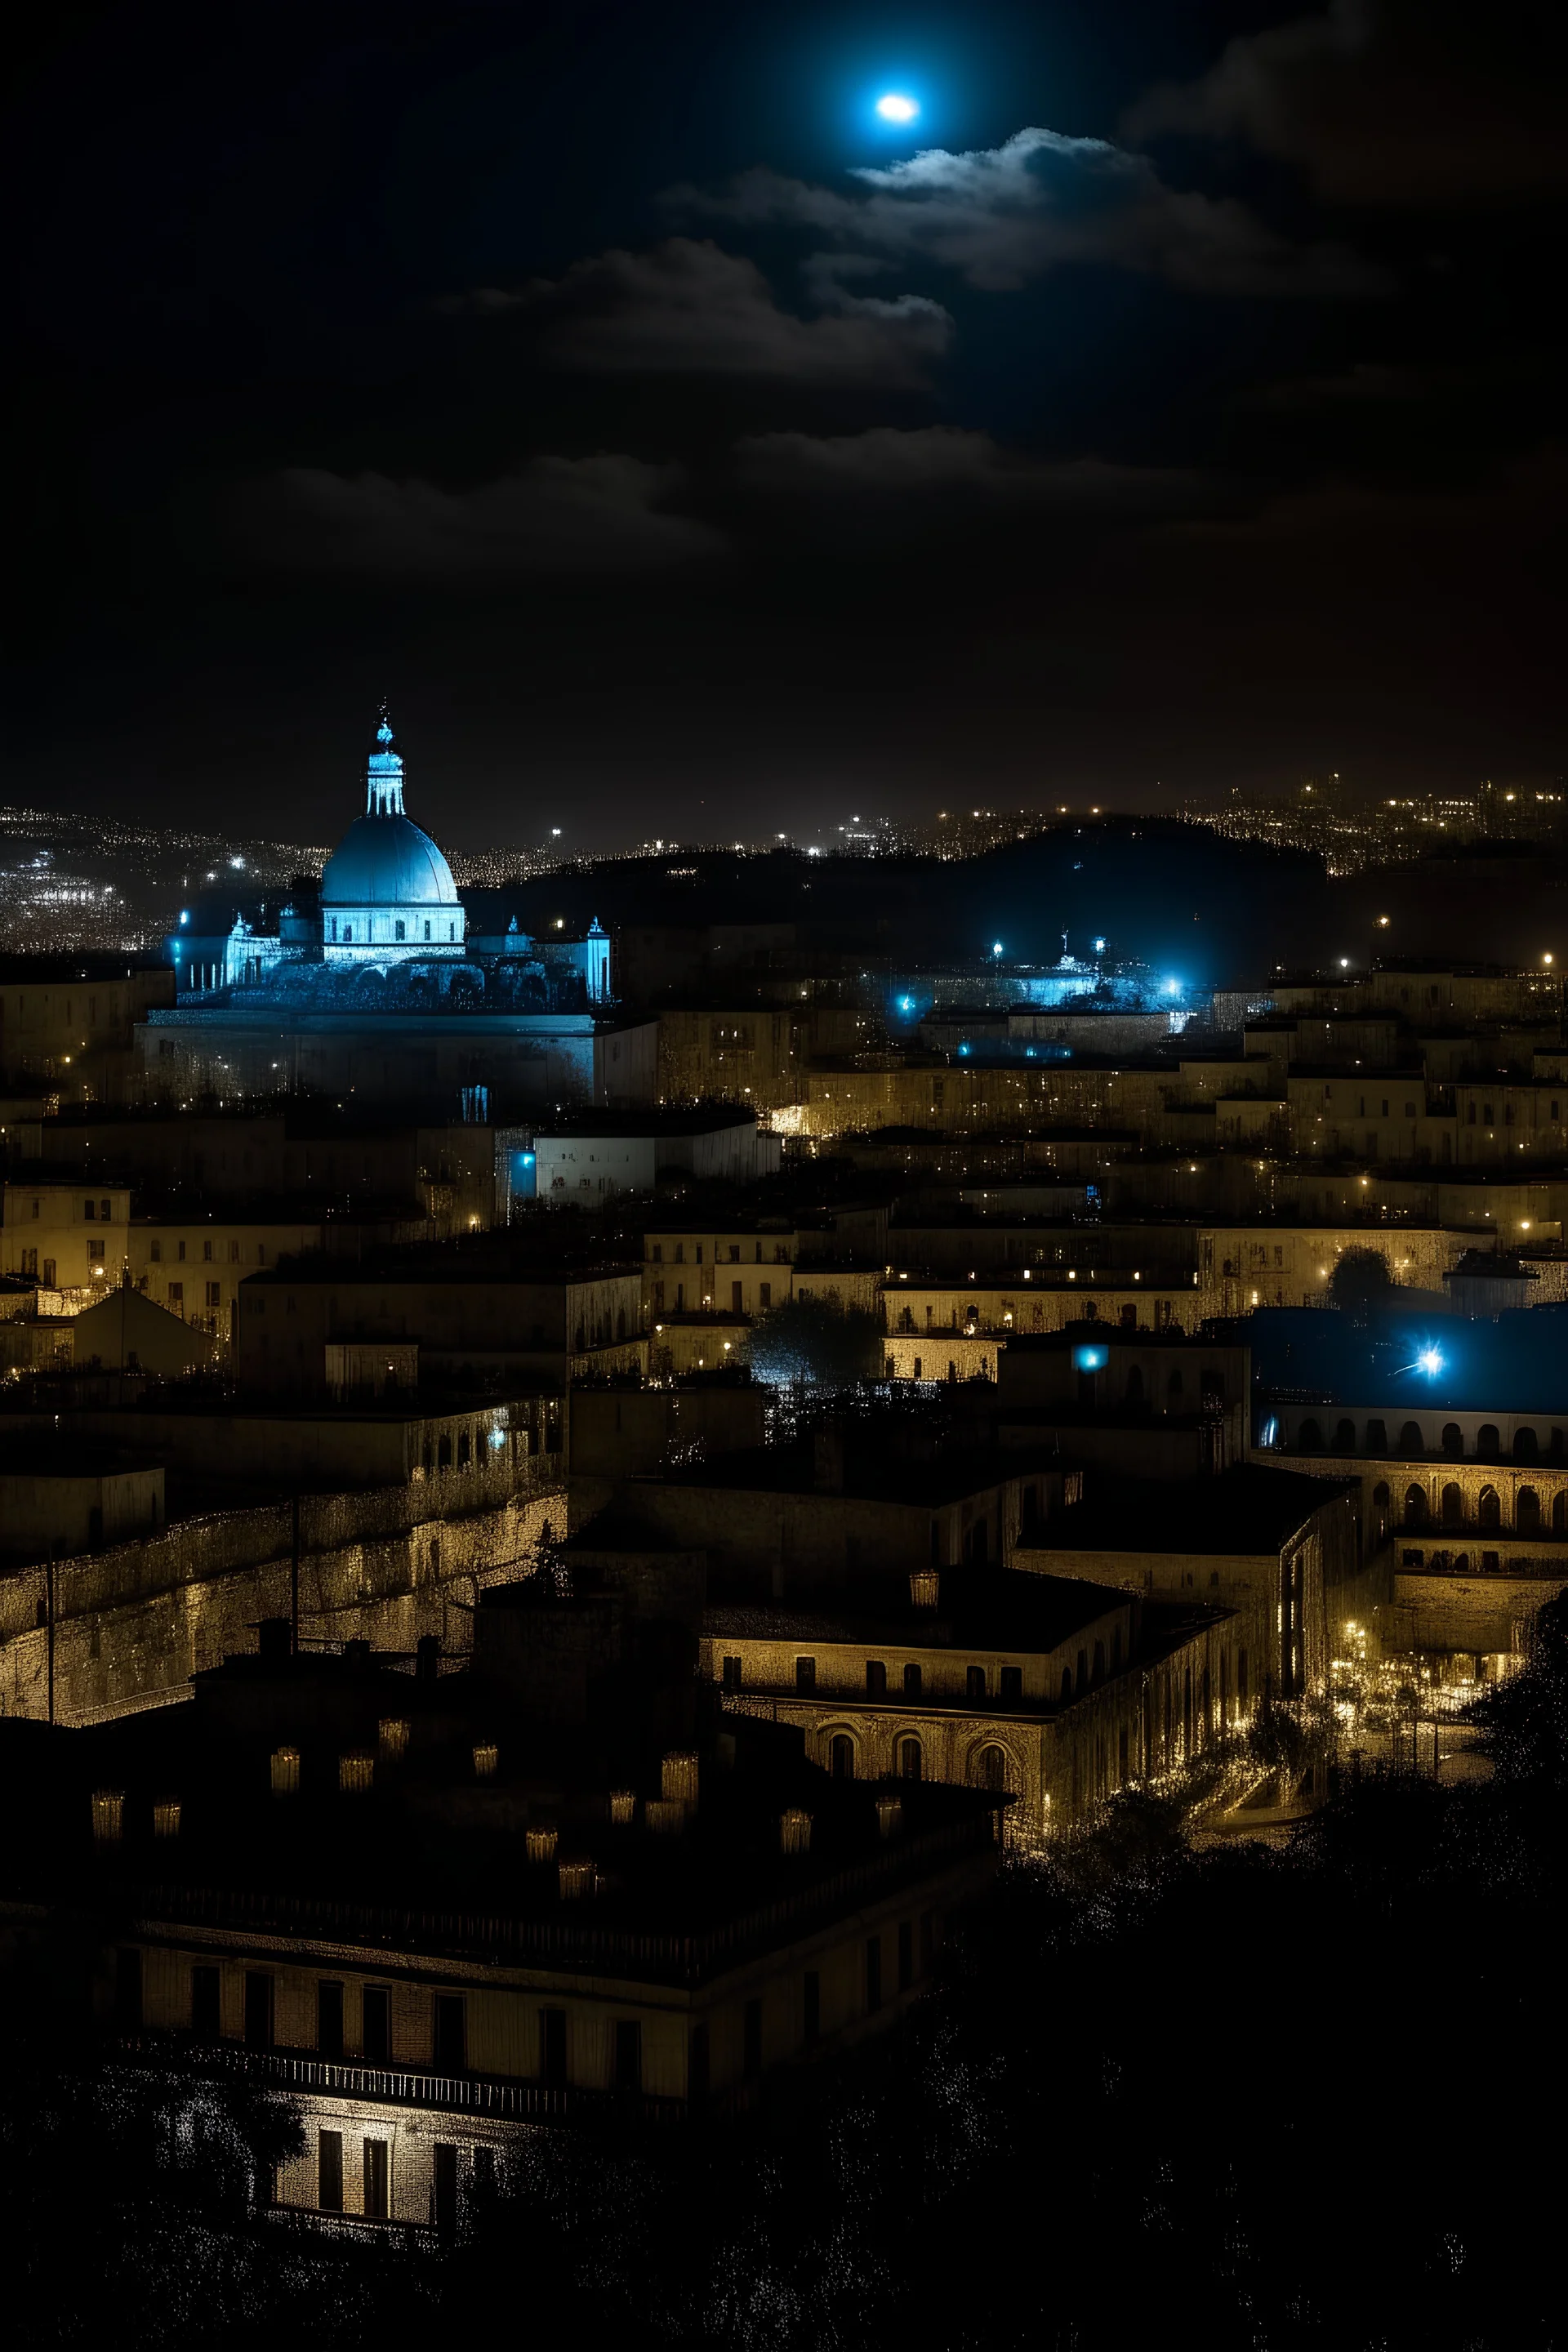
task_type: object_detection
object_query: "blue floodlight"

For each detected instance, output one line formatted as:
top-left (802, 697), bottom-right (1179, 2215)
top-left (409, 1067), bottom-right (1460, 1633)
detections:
top-left (991, 941), bottom-right (1004, 956)
top-left (1072, 1343), bottom-right (1108, 1373)
top-left (1417, 1347), bottom-right (1444, 1378)
top-left (1164, 977), bottom-right (1180, 995)
top-left (1094, 936), bottom-right (1106, 954)
top-left (899, 995), bottom-right (915, 1013)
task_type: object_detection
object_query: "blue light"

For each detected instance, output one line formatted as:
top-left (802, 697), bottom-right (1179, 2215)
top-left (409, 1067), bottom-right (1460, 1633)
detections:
top-left (488, 1427), bottom-right (507, 1452)
top-left (179, 911), bottom-right (189, 925)
top-left (1418, 1347), bottom-right (1444, 1378)
top-left (1072, 1344), bottom-right (1108, 1373)
top-left (991, 940), bottom-right (1004, 956)
top-left (875, 92), bottom-right (919, 122)
top-left (522, 1152), bottom-right (535, 1165)
top-left (1260, 1416), bottom-right (1279, 1447)
top-left (958, 1042), bottom-right (971, 1057)
top-left (1094, 937), bottom-right (1106, 954)
top-left (1163, 977), bottom-right (1180, 995)
top-left (899, 995), bottom-right (915, 1013)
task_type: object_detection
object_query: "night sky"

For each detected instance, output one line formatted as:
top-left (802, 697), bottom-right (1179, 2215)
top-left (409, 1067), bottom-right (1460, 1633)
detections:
top-left (8, 1), bottom-right (1564, 851)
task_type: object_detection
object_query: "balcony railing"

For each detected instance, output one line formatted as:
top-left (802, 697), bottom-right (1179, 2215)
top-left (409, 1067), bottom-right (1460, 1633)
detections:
top-left (116, 2035), bottom-right (681, 2123)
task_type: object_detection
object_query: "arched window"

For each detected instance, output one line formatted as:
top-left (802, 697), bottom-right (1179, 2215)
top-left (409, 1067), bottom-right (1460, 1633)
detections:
top-left (1372, 1481), bottom-right (1391, 1526)
top-left (971, 1744), bottom-right (1008, 1793)
top-left (1403, 1484), bottom-right (1428, 1527)
top-left (1298, 1418), bottom-right (1323, 1452)
top-left (457, 1431), bottom-right (471, 1467)
top-left (1477, 1424), bottom-right (1501, 1462)
top-left (1478, 1485), bottom-right (1500, 1530)
top-left (1398, 1422), bottom-right (1424, 1456)
top-left (1441, 1423), bottom-right (1463, 1458)
top-left (898, 1735), bottom-right (923, 1782)
top-left (437, 1435), bottom-right (452, 1468)
top-left (1517, 1486), bottom-right (1541, 1535)
top-left (829, 1734), bottom-right (855, 1780)
top-left (1552, 1491), bottom-right (1567, 1535)
top-left (1441, 1482), bottom-right (1463, 1527)
top-left (1333, 1419), bottom-right (1356, 1454)
top-left (1513, 1427), bottom-right (1539, 1463)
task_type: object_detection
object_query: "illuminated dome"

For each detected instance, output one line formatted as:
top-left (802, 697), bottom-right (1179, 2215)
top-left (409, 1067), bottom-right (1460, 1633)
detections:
top-left (319, 816), bottom-right (459, 908)
top-left (318, 708), bottom-right (466, 961)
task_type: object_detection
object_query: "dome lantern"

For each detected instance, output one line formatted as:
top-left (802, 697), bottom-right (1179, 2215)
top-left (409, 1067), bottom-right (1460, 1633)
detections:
top-left (366, 702), bottom-right (407, 819)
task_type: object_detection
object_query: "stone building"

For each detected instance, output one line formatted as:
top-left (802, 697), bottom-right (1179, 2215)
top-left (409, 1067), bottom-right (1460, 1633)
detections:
top-left (0, 1591), bottom-right (1003, 2195)
top-left (703, 1568), bottom-right (1237, 1838)
top-left (233, 1252), bottom-right (646, 1393)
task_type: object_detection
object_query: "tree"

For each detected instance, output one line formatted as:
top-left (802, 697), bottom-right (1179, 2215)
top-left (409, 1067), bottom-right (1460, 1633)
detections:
top-left (744, 1296), bottom-right (883, 1388)
top-left (1328, 1245), bottom-right (1394, 1325)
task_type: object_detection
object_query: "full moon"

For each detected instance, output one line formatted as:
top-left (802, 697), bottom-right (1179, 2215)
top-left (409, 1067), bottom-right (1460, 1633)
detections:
top-left (875, 92), bottom-right (919, 122)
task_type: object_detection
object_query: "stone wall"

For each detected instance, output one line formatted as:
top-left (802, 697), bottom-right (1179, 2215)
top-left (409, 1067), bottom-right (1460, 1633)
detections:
top-left (0, 1475), bottom-right (568, 1722)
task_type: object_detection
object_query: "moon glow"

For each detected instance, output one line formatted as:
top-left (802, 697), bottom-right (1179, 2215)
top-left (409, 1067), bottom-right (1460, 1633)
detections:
top-left (875, 93), bottom-right (919, 122)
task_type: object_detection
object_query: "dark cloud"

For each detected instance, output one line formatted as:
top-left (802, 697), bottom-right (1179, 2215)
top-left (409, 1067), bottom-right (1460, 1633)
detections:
top-left (1124, 0), bottom-right (1566, 206)
top-left (243, 455), bottom-right (724, 578)
top-left (678, 127), bottom-right (1385, 298)
top-left (522, 236), bottom-right (951, 385)
top-left (734, 427), bottom-right (1204, 517)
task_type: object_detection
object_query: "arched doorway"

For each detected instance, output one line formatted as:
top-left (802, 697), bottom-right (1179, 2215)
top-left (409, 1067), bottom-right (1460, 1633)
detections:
top-left (1441, 1483), bottom-right (1463, 1527)
top-left (1478, 1486), bottom-right (1500, 1530)
top-left (1517, 1487), bottom-right (1541, 1535)
top-left (829, 1733), bottom-right (856, 1779)
top-left (897, 1735), bottom-right (923, 1781)
top-left (971, 1744), bottom-right (1009, 1793)
top-left (1404, 1485), bottom-right (1428, 1527)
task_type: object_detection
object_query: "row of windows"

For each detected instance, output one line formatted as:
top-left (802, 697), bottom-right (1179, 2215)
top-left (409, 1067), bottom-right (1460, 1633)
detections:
top-left (724, 1655), bottom-right (1029, 1704)
top-left (327, 918), bottom-right (456, 943)
top-left (1384, 1481), bottom-right (1566, 1535)
top-left (1299, 1419), bottom-right (1563, 1463)
top-left (149, 1237), bottom-right (269, 1264)
top-left (823, 1731), bottom-right (1011, 1791)
top-left (120, 1927), bottom-right (933, 2103)
top-left (650, 1241), bottom-right (793, 1264)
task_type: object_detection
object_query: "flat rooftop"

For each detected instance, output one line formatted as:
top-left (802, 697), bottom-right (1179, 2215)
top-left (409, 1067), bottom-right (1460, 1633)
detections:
top-left (1039, 1465), bottom-right (1351, 1555)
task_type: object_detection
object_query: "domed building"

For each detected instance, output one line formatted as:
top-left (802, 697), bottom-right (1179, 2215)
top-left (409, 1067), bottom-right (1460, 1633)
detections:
top-left (319, 708), bottom-right (466, 963)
